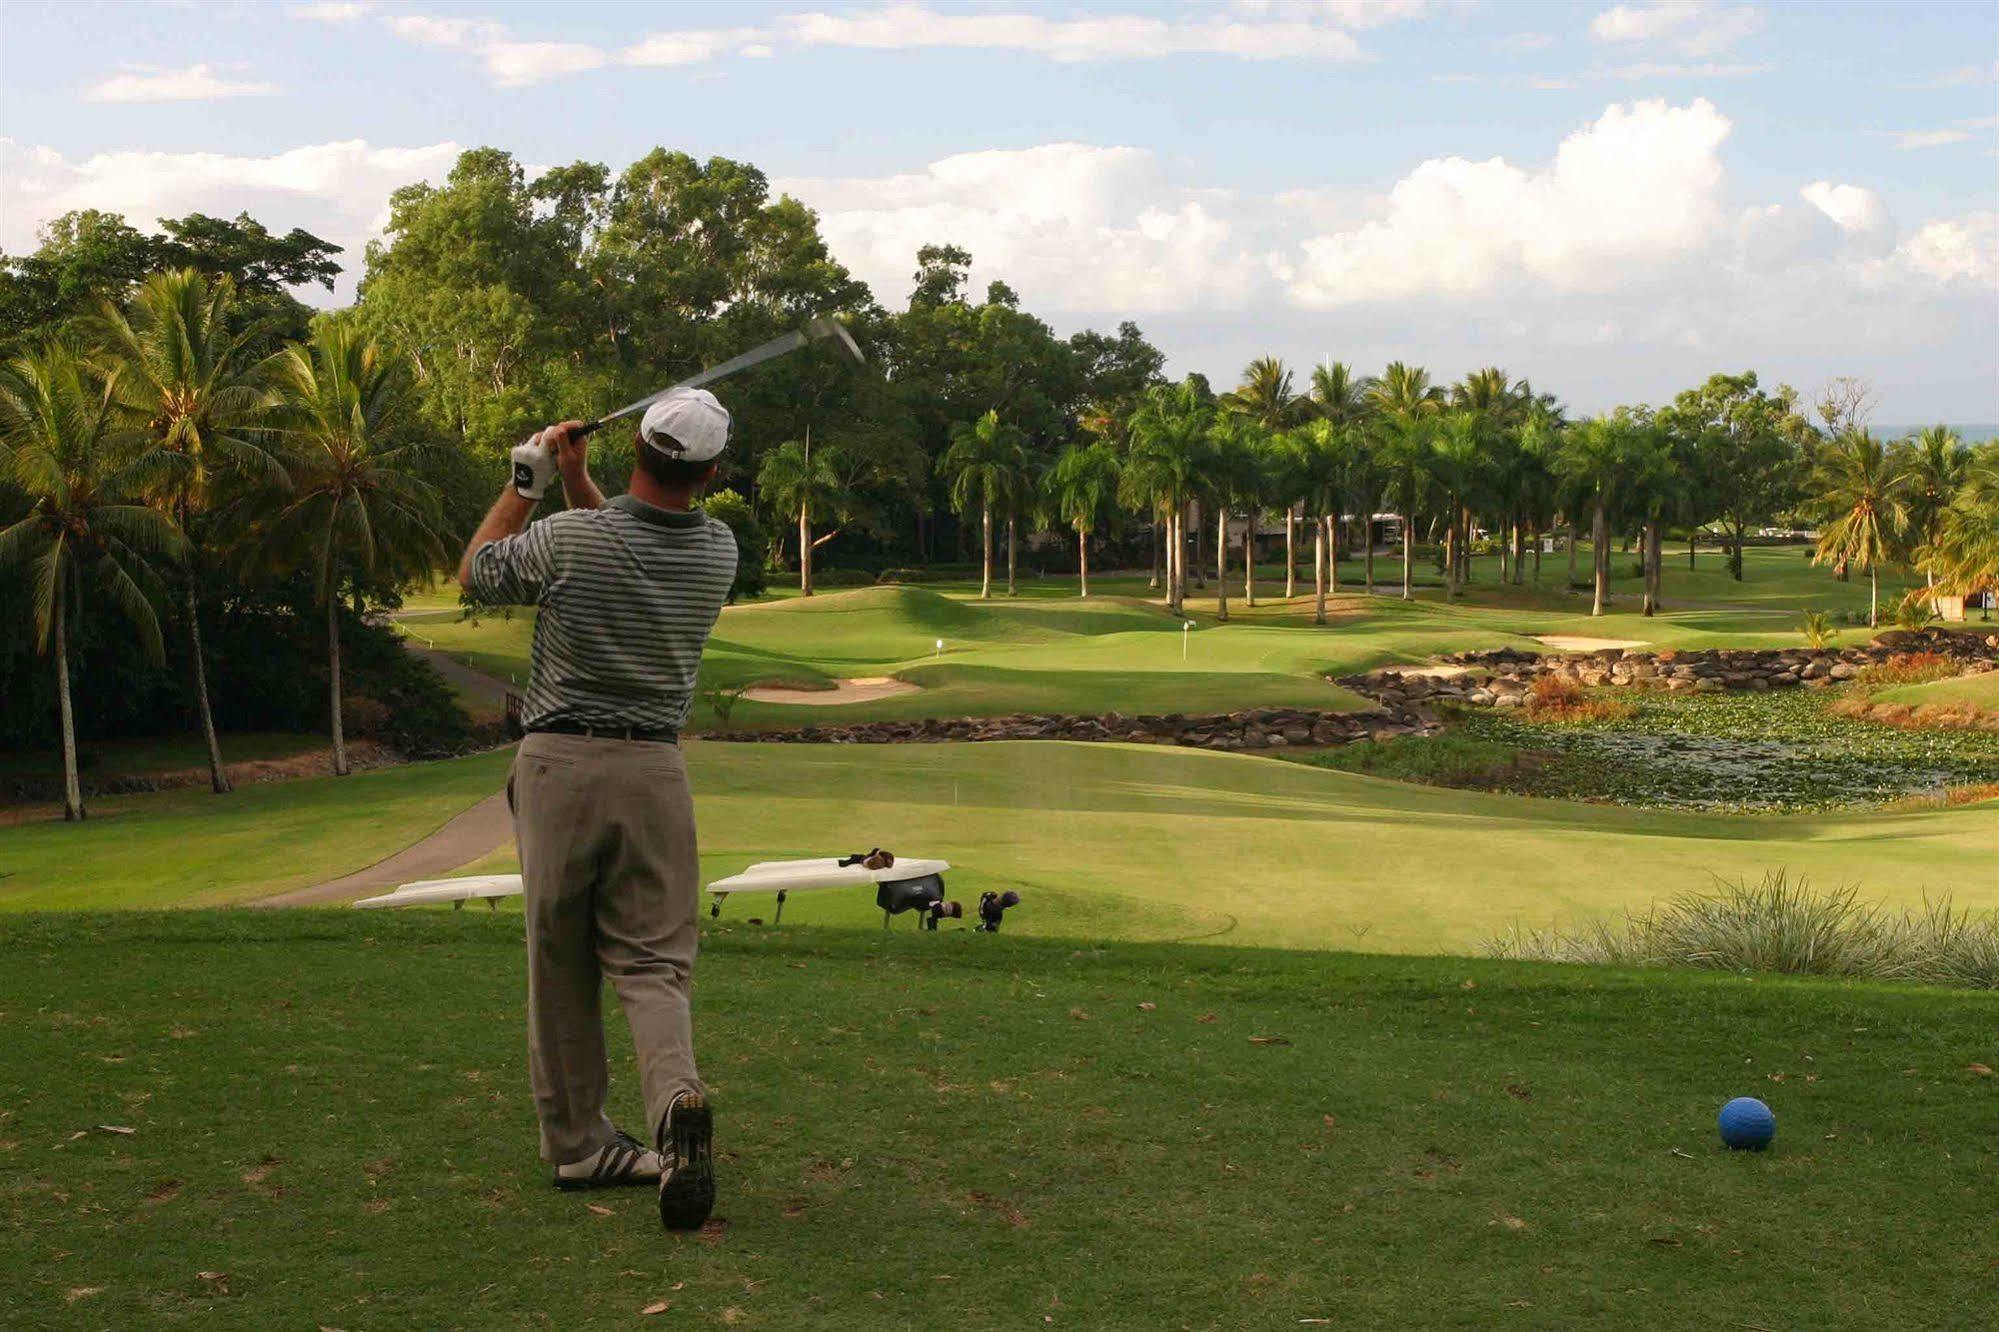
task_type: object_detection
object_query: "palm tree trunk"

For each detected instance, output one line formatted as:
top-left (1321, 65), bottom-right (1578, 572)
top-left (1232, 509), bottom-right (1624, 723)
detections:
top-left (1642, 520), bottom-right (1660, 616)
top-left (1149, 517), bottom-right (1161, 590)
top-left (1215, 508), bottom-right (1230, 622)
top-left (1401, 507), bottom-right (1414, 600)
top-left (1313, 518), bottom-right (1327, 626)
top-left (1284, 507), bottom-right (1296, 599)
top-left (1326, 513), bottom-right (1339, 607)
top-left (1444, 498), bottom-right (1460, 599)
top-left (328, 595), bottom-right (350, 777)
top-left (799, 504), bottom-right (814, 597)
top-left (1077, 526), bottom-right (1090, 598)
top-left (185, 587), bottom-right (230, 794)
top-left (1243, 510), bottom-right (1256, 607)
top-left (980, 505), bottom-right (993, 600)
top-left (54, 598), bottom-right (85, 822)
top-left (1869, 562), bottom-right (1878, 629)
top-left (1191, 501), bottom-right (1206, 589)
top-left (1591, 502), bottom-right (1609, 617)
top-left (1568, 521), bottom-right (1580, 585)
top-left (1364, 503), bottom-right (1376, 593)
top-left (1167, 506), bottom-right (1183, 616)
top-left (1006, 515), bottom-right (1018, 595)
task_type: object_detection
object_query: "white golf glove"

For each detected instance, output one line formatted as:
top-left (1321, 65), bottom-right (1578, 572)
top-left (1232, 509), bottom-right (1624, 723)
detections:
top-left (511, 431), bottom-right (556, 500)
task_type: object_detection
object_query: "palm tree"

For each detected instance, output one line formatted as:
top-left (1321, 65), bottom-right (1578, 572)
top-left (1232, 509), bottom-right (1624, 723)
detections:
top-left (1225, 358), bottom-right (1305, 597)
top-left (757, 434), bottom-right (851, 598)
top-left (254, 322), bottom-right (449, 775)
top-left (1292, 420), bottom-right (1352, 625)
top-left (1555, 417), bottom-right (1636, 617)
top-left (1309, 361), bottom-right (1376, 428)
top-left (1914, 446), bottom-right (1997, 609)
top-left (941, 409), bottom-right (1025, 600)
top-left (92, 268), bottom-right (278, 795)
top-left (1203, 417), bottom-right (1263, 623)
top-left (1901, 426), bottom-right (1970, 588)
top-left (1426, 413), bottom-right (1488, 599)
top-left (1368, 363), bottom-right (1444, 600)
top-left (1125, 381), bottom-right (1210, 616)
top-left (1812, 430), bottom-right (1908, 628)
top-left (0, 343), bottom-right (187, 820)
top-left (1046, 442), bottom-right (1121, 597)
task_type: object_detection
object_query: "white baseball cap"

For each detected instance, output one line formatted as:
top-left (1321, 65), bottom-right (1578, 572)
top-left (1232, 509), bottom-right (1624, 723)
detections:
top-left (639, 388), bottom-right (731, 463)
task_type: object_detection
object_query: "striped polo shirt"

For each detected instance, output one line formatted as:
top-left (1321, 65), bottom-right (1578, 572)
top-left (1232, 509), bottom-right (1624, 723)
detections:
top-left (469, 494), bottom-right (738, 733)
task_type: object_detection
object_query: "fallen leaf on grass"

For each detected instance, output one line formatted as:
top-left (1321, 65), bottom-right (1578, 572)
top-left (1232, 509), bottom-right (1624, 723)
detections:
top-left (1067, 1008), bottom-right (1090, 1021)
top-left (1503, 1084), bottom-right (1532, 1101)
top-left (96, 1125), bottom-right (135, 1136)
top-left (65, 1288), bottom-right (104, 1303)
top-left (197, 1271), bottom-right (231, 1294)
top-left (586, 1204), bottom-right (612, 1217)
top-left (242, 1157), bottom-right (281, 1186)
top-left (641, 1301), bottom-right (672, 1315)
top-left (1650, 1237), bottom-right (1682, 1247)
top-left (1248, 1036), bottom-right (1292, 1047)
top-left (698, 1218), bottom-right (730, 1244)
top-left (1493, 1215), bottom-right (1528, 1231)
top-left (1969, 1064), bottom-right (1993, 1077)
top-left (145, 1180), bottom-right (182, 1205)
top-left (1196, 1013), bottom-right (1217, 1024)
top-left (1460, 980), bottom-right (1477, 990)
top-left (1137, 1002), bottom-right (1156, 1011)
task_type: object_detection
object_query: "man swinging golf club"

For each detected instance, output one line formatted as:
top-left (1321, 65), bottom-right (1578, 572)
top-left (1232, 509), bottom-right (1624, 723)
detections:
top-left (457, 389), bottom-right (736, 1231)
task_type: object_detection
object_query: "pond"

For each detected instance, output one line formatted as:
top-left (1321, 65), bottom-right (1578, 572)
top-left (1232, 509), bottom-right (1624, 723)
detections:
top-left (1300, 688), bottom-right (1999, 811)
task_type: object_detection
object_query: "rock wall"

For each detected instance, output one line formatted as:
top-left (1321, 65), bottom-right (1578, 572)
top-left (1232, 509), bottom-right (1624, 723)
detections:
top-left (1346, 628), bottom-right (1998, 712)
top-left (709, 705), bottom-right (1435, 750)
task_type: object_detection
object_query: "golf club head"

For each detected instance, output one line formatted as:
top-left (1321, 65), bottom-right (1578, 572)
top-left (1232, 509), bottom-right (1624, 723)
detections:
top-left (807, 314), bottom-right (866, 368)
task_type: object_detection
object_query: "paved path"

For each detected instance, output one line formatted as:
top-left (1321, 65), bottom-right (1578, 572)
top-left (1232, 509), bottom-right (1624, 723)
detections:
top-left (261, 639), bottom-right (518, 908)
top-left (258, 790), bottom-right (515, 907)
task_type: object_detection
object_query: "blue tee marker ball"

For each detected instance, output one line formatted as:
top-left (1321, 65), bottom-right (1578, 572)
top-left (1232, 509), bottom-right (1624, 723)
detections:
top-left (1718, 1097), bottom-right (1776, 1151)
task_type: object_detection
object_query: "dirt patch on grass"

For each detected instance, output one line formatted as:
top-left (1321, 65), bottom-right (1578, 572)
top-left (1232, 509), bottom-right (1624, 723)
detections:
top-left (1532, 635), bottom-right (1650, 652)
top-left (741, 677), bottom-right (921, 706)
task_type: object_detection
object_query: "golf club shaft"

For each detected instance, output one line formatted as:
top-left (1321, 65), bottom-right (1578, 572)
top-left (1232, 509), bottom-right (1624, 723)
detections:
top-left (574, 328), bottom-right (813, 438)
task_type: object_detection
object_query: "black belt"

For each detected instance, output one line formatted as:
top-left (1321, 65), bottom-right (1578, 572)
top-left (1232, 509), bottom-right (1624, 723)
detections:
top-left (527, 721), bottom-right (679, 744)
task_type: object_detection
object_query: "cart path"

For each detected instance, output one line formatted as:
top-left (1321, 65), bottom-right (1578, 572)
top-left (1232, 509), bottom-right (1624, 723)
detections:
top-left (257, 789), bottom-right (514, 907)
top-left (260, 641), bottom-right (518, 907)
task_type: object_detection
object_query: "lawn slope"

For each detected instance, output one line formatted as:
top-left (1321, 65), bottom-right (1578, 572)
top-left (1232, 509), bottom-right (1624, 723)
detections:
top-left (3, 912), bottom-right (1990, 1329)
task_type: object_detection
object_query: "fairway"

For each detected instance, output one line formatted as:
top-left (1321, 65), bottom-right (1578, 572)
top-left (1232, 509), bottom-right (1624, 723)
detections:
top-left (5, 912), bottom-right (1991, 1329)
top-left (7, 743), bottom-right (1993, 954)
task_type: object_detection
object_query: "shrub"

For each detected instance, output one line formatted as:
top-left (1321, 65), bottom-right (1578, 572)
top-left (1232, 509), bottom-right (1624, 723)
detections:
top-left (1522, 675), bottom-right (1637, 723)
top-left (1482, 871), bottom-right (1999, 989)
top-left (702, 489), bottom-right (769, 603)
top-left (1856, 650), bottom-right (1956, 688)
top-left (1893, 594), bottom-right (1938, 632)
top-left (812, 568), bottom-right (876, 588)
top-left (1800, 609), bottom-right (1837, 649)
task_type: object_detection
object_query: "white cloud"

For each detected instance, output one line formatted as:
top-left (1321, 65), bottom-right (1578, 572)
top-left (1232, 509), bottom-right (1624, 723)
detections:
top-left (1590, 2), bottom-right (1763, 57)
top-left (0, 137), bottom-right (460, 301)
top-left (624, 28), bottom-right (765, 68)
top-left (482, 41), bottom-right (607, 86)
top-left (1876, 118), bottom-right (1999, 152)
top-left (1499, 32), bottom-right (1556, 52)
top-left (385, 15), bottom-right (505, 48)
top-left (1800, 181), bottom-right (1891, 236)
top-left (772, 7), bottom-right (1367, 62)
top-left (1898, 215), bottom-right (1997, 284)
top-left (1290, 98), bottom-right (1732, 304)
top-left (82, 63), bottom-right (278, 103)
top-left (293, 1), bottom-right (370, 20)
top-left (1597, 60), bottom-right (1767, 79)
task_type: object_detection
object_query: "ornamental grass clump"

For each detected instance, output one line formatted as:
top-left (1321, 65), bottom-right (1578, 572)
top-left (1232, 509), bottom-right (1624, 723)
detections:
top-left (1482, 871), bottom-right (1999, 989)
top-left (1856, 650), bottom-right (1958, 688)
top-left (1522, 675), bottom-right (1636, 724)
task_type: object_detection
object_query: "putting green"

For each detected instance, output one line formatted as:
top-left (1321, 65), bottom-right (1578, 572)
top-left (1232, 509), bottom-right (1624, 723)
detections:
top-left (7, 743), bottom-right (1992, 955)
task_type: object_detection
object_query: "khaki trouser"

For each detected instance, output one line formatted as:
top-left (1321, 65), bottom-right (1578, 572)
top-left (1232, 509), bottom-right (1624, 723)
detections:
top-left (510, 731), bottom-right (703, 1165)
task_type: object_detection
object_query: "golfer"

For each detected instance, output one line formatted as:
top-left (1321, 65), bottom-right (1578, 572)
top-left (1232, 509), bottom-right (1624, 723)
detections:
top-left (457, 389), bottom-right (737, 1231)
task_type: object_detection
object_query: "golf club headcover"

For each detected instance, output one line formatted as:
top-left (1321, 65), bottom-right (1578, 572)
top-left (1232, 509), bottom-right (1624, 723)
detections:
top-left (510, 432), bottom-right (556, 500)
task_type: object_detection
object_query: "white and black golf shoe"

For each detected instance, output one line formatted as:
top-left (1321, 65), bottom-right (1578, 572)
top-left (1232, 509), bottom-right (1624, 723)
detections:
top-left (552, 1129), bottom-right (663, 1191)
top-left (656, 1091), bottom-right (716, 1232)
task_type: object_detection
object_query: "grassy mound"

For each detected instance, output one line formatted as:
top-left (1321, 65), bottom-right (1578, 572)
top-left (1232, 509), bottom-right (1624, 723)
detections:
top-left (6, 911), bottom-right (1991, 1328)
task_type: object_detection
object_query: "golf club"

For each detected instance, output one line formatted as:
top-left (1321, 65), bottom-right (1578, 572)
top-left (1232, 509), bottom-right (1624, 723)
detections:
top-left (575, 314), bottom-right (865, 439)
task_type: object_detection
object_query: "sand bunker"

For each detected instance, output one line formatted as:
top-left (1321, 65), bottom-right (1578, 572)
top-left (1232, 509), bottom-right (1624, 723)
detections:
top-left (1392, 664), bottom-right (1475, 679)
top-left (1533, 635), bottom-right (1650, 652)
top-left (741, 676), bottom-right (921, 705)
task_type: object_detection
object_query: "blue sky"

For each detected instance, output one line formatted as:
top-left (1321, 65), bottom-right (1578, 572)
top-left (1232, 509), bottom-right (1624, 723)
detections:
top-left (3, 1), bottom-right (1995, 418)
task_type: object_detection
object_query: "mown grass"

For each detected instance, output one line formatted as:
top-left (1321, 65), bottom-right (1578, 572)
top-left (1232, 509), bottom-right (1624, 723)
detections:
top-left (4, 911), bottom-right (1994, 1329)
top-left (1484, 872), bottom-right (1999, 988)
top-left (5, 743), bottom-right (1994, 957)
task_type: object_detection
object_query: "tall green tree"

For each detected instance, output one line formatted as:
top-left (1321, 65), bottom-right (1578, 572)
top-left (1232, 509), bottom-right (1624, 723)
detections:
top-left (1900, 425), bottom-right (1971, 588)
top-left (92, 268), bottom-right (279, 794)
top-left (757, 435), bottom-right (853, 597)
top-left (0, 343), bottom-right (187, 820)
top-left (1913, 443), bottom-right (1997, 606)
top-left (1124, 379), bottom-right (1210, 616)
top-left (1660, 372), bottom-right (1806, 580)
top-left (1812, 431), bottom-right (1908, 629)
top-left (941, 409), bottom-right (1026, 600)
top-left (1202, 417), bottom-right (1264, 623)
top-left (1045, 442), bottom-right (1122, 597)
top-left (254, 322), bottom-right (450, 775)
top-left (1556, 416), bottom-right (1641, 617)
top-left (1225, 358), bottom-right (1305, 597)
top-left (1426, 412), bottom-right (1488, 599)
top-left (1292, 420), bottom-right (1353, 625)
top-left (1368, 363), bottom-right (1444, 600)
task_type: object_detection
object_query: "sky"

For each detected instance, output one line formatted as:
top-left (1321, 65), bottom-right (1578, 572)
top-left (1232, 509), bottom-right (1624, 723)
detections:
top-left (2, 0), bottom-right (1996, 419)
